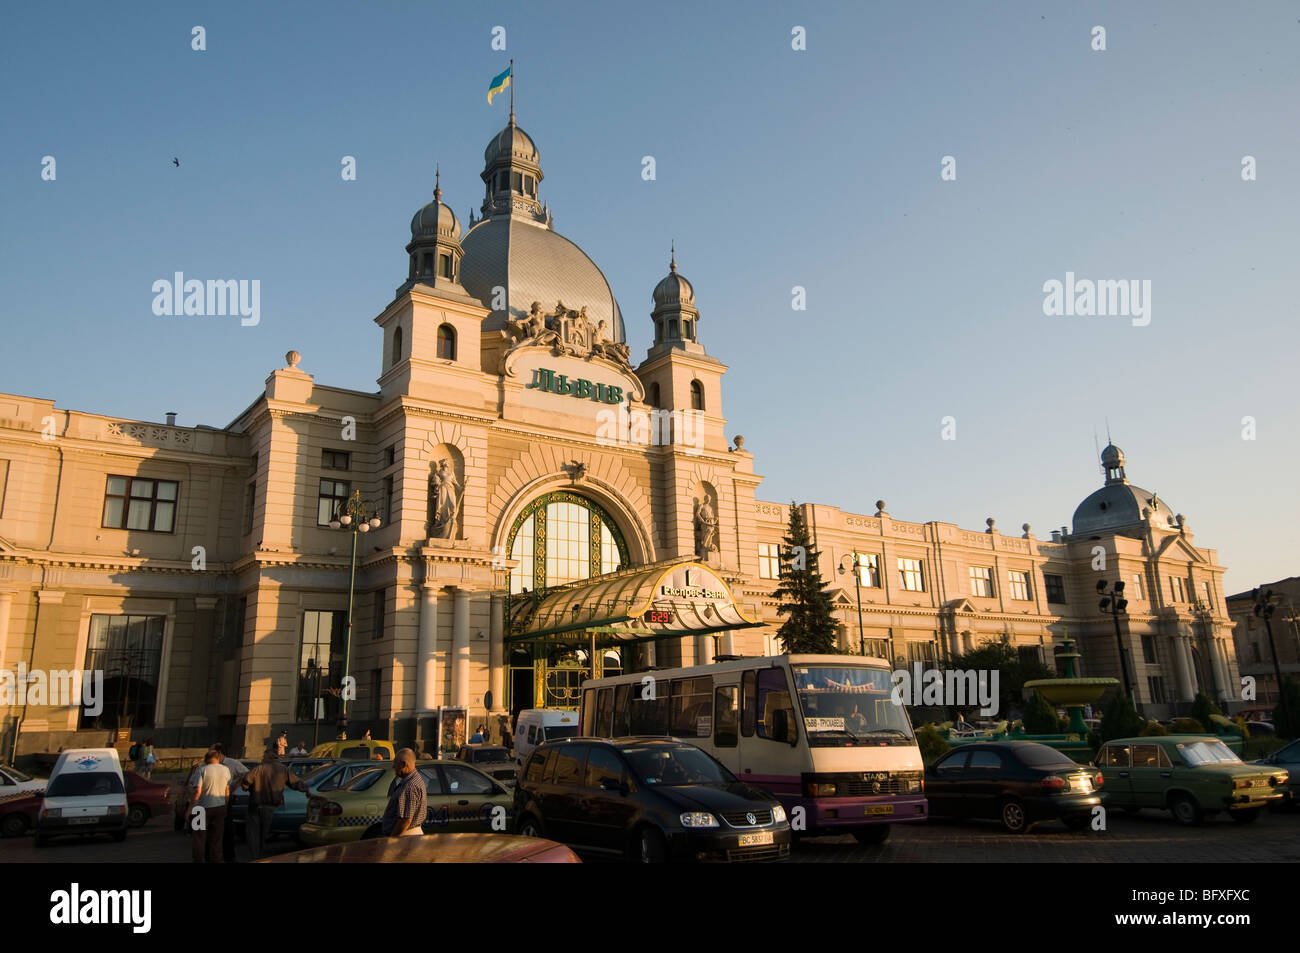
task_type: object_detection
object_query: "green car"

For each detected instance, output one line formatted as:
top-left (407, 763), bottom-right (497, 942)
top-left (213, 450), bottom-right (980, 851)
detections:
top-left (300, 760), bottom-right (513, 846)
top-left (1096, 735), bottom-right (1288, 826)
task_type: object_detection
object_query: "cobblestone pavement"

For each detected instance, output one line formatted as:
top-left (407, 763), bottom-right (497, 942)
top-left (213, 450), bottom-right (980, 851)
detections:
top-left (2, 808), bottom-right (1296, 863)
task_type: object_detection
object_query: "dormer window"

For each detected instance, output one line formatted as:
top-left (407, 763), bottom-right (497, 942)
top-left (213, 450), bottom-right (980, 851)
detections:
top-left (438, 253), bottom-right (452, 279)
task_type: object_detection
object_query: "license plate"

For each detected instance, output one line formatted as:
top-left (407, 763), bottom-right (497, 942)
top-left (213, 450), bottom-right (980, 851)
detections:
top-left (68, 817), bottom-right (97, 825)
top-left (864, 805), bottom-right (894, 816)
top-left (738, 831), bottom-right (774, 846)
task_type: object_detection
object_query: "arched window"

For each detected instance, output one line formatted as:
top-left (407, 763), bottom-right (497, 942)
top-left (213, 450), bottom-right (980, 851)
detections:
top-left (505, 492), bottom-right (629, 595)
top-left (690, 380), bottom-right (705, 411)
top-left (437, 324), bottom-right (456, 361)
top-left (648, 382), bottom-right (660, 408)
top-left (392, 326), bottom-right (403, 367)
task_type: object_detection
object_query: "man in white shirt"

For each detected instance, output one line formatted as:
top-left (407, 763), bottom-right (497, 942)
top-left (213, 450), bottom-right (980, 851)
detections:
top-left (191, 749), bottom-right (231, 863)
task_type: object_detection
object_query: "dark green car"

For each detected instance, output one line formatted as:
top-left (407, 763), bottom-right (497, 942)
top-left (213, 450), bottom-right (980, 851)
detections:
top-left (1097, 735), bottom-right (1288, 826)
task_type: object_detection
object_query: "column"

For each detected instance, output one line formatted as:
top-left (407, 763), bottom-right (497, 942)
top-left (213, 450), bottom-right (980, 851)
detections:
top-left (451, 588), bottom-right (471, 709)
top-left (0, 590), bottom-right (14, 673)
top-left (1169, 632), bottom-right (1194, 703)
top-left (184, 597), bottom-right (220, 728)
top-left (489, 593), bottom-right (504, 712)
top-left (1208, 634), bottom-right (1231, 701)
top-left (1177, 635), bottom-right (1199, 699)
top-left (642, 641), bottom-right (656, 668)
top-left (719, 631), bottom-right (734, 656)
top-left (416, 583), bottom-right (439, 711)
top-left (695, 635), bottom-right (712, 666)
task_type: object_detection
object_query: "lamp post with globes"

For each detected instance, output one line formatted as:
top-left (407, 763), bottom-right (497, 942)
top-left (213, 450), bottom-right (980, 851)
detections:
top-left (1097, 580), bottom-right (1134, 702)
top-left (837, 553), bottom-right (867, 656)
top-left (329, 490), bottom-right (382, 737)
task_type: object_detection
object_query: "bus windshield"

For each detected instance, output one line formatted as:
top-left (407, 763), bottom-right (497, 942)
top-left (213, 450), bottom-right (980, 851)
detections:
top-left (791, 665), bottom-right (915, 747)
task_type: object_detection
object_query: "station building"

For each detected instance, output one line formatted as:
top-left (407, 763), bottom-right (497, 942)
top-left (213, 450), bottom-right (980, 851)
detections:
top-left (0, 117), bottom-right (1240, 758)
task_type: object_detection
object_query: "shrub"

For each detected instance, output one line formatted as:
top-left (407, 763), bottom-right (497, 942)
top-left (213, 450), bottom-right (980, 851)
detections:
top-left (1170, 717), bottom-right (1206, 734)
top-left (1022, 691), bottom-right (1058, 734)
top-left (916, 723), bottom-right (950, 764)
top-left (1139, 720), bottom-right (1168, 736)
top-left (1191, 693), bottom-right (1222, 732)
top-left (1231, 716), bottom-right (1250, 740)
top-left (1099, 691), bottom-right (1145, 741)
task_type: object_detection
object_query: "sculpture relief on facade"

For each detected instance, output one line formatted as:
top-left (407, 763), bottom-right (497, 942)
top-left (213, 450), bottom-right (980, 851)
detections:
top-left (429, 457), bottom-right (463, 539)
top-left (504, 300), bottom-right (632, 366)
top-left (693, 493), bottom-right (718, 559)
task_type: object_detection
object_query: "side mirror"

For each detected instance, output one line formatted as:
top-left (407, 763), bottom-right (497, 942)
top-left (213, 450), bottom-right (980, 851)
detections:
top-left (599, 777), bottom-right (624, 794)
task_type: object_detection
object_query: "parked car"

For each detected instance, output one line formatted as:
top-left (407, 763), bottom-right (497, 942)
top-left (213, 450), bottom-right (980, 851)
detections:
top-left (3, 768), bottom-right (168, 837)
top-left (925, 741), bottom-right (1105, 834)
top-left (1097, 735), bottom-right (1288, 825)
top-left (1246, 721), bottom-right (1275, 737)
top-left (35, 748), bottom-right (129, 846)
top-left (456, 745), bottom-right (517, 787)
top-left (514, 737), bottom-right (792, 863)
top-left (309, 739), bottom-right (395, 761)
top-left (1253, 738), bottom-right (1300, 808)
top-left (0, 763), bottom-right (47, 797)
top-left (269, 758), bottom-right (379, 837)
top-left (300, 760), bottom-right (512, 846)
top-left (513, 709), bottom-right (580, 767)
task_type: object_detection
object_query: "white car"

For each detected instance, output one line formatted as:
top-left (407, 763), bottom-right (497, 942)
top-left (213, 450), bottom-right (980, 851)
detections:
top-left (36, 748), bottom-right (129, 846)
top-left (0, 763), bottom-right (46, 797)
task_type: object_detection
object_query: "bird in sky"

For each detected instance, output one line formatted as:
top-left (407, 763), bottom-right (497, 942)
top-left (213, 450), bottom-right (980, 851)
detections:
top-left (172, 157), bottom-right (179, 167)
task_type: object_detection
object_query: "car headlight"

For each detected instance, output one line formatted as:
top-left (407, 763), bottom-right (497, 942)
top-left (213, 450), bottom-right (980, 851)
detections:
top-left (908, 780), bottom-right (922, 793)
top-left (771, 804), bottom-right (787, 824)
top-left (679, 812), bottom-right (719, 828)
top-left (41, 807), bottom-right (61, 818)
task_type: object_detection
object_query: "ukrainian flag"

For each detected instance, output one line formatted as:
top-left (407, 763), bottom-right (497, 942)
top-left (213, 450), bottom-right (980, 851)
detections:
top-left (487, 66), bottom-right (511, 105)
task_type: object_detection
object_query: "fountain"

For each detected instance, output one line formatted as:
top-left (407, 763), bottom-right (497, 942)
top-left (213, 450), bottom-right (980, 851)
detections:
top-left (1023, 633), bottom-right (1118, 737)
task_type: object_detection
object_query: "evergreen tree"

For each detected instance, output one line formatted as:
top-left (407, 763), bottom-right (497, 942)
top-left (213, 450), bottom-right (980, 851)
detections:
top-left (1191, 691), bottom-right (1222, 732)
top-left (1022, 690), bottom-right (1059, 734)
top-left (772, 502), bottom-right (840, 654)
top-left (1099, 689), bottom-right (1146, 742)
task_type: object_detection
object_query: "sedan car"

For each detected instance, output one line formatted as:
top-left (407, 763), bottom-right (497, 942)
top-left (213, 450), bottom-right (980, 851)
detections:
top-left (0, 764), bottom-right (46, 797)
top-left (514, 737), bottom-right (792, 863)
top-left (270, 758), bottom-right (377, 837)
top-left (299, 760), bottom-right (513, 846)
top-left (1252, 737), bottom-right (1300, 808)
top-left (456, 745), bottom-right (517, 787)
top-left (1098, 735), bottom-right (1287, 825)
top-left (925, 741), bottom-right (1105, 833)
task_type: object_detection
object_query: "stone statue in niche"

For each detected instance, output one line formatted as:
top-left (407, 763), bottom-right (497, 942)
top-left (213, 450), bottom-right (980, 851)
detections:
top-left (693, 496), bottom-right (718, 558)
top-left (429, 459), bottom-right (461, 539)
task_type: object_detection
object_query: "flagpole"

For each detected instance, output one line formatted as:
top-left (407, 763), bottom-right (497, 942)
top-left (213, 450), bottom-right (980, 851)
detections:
top-left (509, 58), bottom-right (515, 123)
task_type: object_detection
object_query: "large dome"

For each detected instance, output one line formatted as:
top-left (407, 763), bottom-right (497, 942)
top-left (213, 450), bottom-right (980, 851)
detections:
top-left (1072, 483), bottom-right (1179, 535)
top-left (460, 217), bottom-right (625, 342)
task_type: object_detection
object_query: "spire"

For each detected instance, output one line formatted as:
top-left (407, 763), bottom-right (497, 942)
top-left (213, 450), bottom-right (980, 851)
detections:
top-left (670, 241), bottom-right (677, 273)
top-left (508, 57), bottom-right (515, 125)
top-left (434, 164), bottom-right (441, 201)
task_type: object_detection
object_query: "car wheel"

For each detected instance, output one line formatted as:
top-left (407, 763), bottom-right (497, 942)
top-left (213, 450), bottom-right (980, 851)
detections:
top-left (128, 804), bottom-right (150, 828)
top-left (636, 826), bottom-right (669, 863)
top-left (2, 814), bottom-right (30, 838)
top-left (852, 825), bottom-right (890, 845)
top-left (1000, 799), bottom-right (1030, 834)
top-left (1063, 814), bottom-right (1089, 831)
top-left (1170, 794), bottom-right (1203, 827)
top-left (517, 815), bottom-right (543, 838)
top-left (1231, 807), bottom-right (1262, 825)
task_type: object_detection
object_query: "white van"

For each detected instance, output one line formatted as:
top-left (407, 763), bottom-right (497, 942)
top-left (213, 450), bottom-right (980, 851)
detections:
top-left (36, 747), bottom-right (128, 846)
top-left (513, 709), bottom-right (580, 766)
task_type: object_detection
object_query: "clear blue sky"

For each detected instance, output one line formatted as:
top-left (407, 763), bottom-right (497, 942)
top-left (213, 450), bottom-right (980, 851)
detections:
top-left (3, 1), bottom-right (1297, 596)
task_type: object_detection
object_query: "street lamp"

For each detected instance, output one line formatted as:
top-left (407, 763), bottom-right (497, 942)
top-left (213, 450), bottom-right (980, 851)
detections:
top-left (838, 553), bottom-right (867, 656)
top-left (328, 490), bottom-right (382, 737)
top-left (1097, 579), bottom-right (1134, 701)
top-left (1252, 588), bottom-right (1294, 734)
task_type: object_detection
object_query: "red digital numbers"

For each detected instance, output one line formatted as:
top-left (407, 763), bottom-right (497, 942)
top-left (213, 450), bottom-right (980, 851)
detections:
top-left (645, 610), bottom-right (673, 625)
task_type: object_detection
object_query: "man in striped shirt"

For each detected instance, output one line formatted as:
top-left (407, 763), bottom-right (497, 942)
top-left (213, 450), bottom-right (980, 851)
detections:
top-left (382, 748), bottom-right (426, 837)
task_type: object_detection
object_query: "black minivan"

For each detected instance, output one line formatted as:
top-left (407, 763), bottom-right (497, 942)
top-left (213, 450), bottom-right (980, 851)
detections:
top-left (514, 737), bottom-right (791, 862)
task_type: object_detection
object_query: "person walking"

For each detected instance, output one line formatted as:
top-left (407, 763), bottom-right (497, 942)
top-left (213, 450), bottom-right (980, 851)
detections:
top-left (381, 749), bottom-right (426, 838)
top-left (240, 749), bottom-right (309, 860)
top-left (137, 738), bottom-right (156, 779)
top-left (212, 743), bottom-right (249, 863)
top-left (275, 731), bottom-right (288, 757)
top-left (191, 749), bottom-right (231, 863)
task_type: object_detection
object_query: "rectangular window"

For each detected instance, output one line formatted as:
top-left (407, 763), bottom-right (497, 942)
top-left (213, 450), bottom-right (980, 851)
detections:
top-left (1008, 570), bottom-right (1030, 601)
top-left (856, 553), bottom-right (880, 588)
top-left (1202, 581), bottom-right (1213, 606)
top-left (438, 254), bottom-right (452, 279)
top-left (242, 481), bottom-right (256, 536)
top-left (79, 614), bottom-right (166, 730)
top-left (101, 475), bottom-right (178, 533)
top-left (969, 566), bottom-right (994, 598)
top-left (1141, 635), bottom-right (1158, 664)
top-left (318, 479), bottom-right (350, 525)
top-left (297, 610), bottom-right (346, 723)
top-left (741, 670), bottom-right (757, 738)
top-left (898, 558), bottom-right (925, 592)
top-left (1169, 576), bottom-right (1186, 602)
top-left (1044, 573), bottom-right (1066, 604)
top-left (757, 542), bottom-right (780, 579)
top-left (383, 445), bottom-right (396, 468)
top-left (629, 688), bottom-right (669, 735)
top-left (511, 171), bottom-right (523, 191)
top-left (669, 677), bottom-right (713, 738)
top-left (384, 476), bottom-right (394, 523)
top-left (1130, 574), bottom-right (1144, 600)
top-left (1017, 645), bottom-right (1042, 667)
top-left (372, 588), bottom-right (386, 640)
top-left (907, 640), bottom-right (936, 667)
top-left (592, 688), bottom-right (613, 739)
top-left (1146, 677), bottom-right (1166, 706)
top-left (714, 686), bottom-right (739, 748)
top-left (321, 449), bottom-right (350, 471)
top-left (755, 668), bottom-right (795, 743)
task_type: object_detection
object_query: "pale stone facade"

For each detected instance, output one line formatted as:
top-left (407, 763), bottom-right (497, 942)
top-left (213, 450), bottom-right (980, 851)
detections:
top-left (0, 119), bottom-right (1239, 758)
